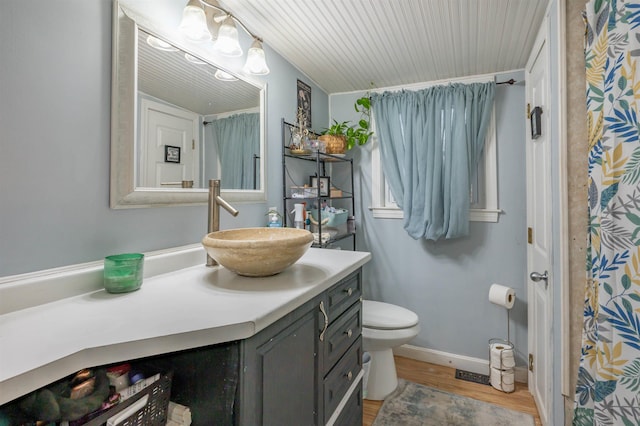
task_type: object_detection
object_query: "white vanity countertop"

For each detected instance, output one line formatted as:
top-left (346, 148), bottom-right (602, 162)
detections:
top-left (0, 247), bottom-right (371, 405)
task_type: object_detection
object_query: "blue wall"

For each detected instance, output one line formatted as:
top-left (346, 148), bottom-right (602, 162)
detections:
top-left (0, 0), bottom-right (328, 275)
top-left (329, 72), bottom-right (528, 364)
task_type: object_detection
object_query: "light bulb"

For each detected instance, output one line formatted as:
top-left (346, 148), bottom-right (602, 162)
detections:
top-left (146, 35), bottom-right (178, 52)
top-left (179, 0), bottom-right (211, 42)
top-left (243, 39), bottom-right (270, 75)
top-left (215, 69), bottom-right (239, 81)
top-left (213, 17), bottom-right (242, 57)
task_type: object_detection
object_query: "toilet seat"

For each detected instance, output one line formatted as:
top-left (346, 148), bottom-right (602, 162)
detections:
top-left (363, 300), bottom-right (419, 330)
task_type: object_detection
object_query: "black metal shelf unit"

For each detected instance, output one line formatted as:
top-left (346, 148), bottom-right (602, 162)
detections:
top-left (281, 118), bottom-right (356, 250)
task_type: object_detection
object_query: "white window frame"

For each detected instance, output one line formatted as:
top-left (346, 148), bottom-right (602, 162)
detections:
top-left (370, 74), bottom-right (501, 222)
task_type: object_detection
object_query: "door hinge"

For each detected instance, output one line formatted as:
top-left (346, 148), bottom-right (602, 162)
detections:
top-left (529, 353), bottom-right (534, 372)
top-left (192, 139), bottom-right (195, 150)
top-left (526, 103), bottom-right (531, 119)
top-left (528, 227), bottom-right (533, 244)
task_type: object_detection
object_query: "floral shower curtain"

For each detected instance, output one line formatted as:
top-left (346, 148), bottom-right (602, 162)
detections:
top-left (574, 1), bottom-right (640, 424)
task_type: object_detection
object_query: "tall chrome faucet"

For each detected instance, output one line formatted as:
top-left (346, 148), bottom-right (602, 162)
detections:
top-left (207, 179), bottom-right (239, 266)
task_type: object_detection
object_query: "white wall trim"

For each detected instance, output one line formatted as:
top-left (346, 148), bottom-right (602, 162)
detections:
top-left (393, 344), bottom-right (528, 384)
top-left (556, 0), bottom-right (570, 399)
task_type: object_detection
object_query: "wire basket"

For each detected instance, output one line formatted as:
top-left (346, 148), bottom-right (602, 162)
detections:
top-left (77, 370), bottom-right (172, 426)
top-left (488, 338), bottom-right (515, 393)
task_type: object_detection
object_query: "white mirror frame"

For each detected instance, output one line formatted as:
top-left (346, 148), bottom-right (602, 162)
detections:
top-left (110, 1), bottom-right (266, 208)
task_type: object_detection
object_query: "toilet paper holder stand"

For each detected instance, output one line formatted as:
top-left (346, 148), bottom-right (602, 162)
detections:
top-left (488, 338), bottom-right (516, 393)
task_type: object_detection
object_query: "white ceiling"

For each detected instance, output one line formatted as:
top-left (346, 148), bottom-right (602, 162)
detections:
top-left (138, 29), bottom-right (260, 115)
top-left (216, 0), bottom-right (549, 94)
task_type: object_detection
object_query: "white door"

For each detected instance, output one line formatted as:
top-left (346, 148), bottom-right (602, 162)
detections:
top-left (525, 17), bottom-right (552, 426)
top-left (139, 98), bottom-right (200, 188)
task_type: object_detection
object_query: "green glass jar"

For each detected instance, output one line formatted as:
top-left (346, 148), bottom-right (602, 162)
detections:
top-left (103, 253), bottom-right (144, 293)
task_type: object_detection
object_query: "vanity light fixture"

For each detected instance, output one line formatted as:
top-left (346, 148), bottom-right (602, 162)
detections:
top-left (185, 53), bottom-right (207, 65)
top-left (214, 69), bottom-right (239, 81)
top-left (213, 16), bottom-right (243, 57)
top-left (243, 39), bottom-right (270, 75)
top-left (179, 0), bottom-right (270, 75)
top-left (179, 0), bottom-right (211, 42)
top-left (146, 35), bottom-right (179, 52)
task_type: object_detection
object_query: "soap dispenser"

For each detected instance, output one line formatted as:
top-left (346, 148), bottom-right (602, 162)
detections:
top-left (266, 206), bottom-right (283, 227)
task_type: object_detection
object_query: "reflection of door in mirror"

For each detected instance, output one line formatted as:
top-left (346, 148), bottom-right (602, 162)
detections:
top-left (136, 28), bottom-right (262, 191)
top-left (139, 98), bottom-right (200, 188)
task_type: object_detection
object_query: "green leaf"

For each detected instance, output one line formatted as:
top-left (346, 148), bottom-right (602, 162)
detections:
top-left (627, 213), bottom-right (640, 225)
top-left (622, 274), bottom-right (632, 290)
top-left (357, 97), bottom-right (370, 109)
top-left (359, 119), bottom-right (368, 129)
top-left (594, 0), bottom-right (603, 13)
top-left (619, 76), bottom-right (628, 91)
top-left (572, 408), bottom-right (593, 426)
top-left (589, 83), bottom-right (603, 96)
top-left (593, 380), bottom-right (616, 402)
top-left (604, 282), bottom-right (613, 295)
top-left (620, 99), bottom-right (630, 110)
top-left (623, 418), bottom-right (636, 426)
top-left (629, 293), bottom-right (640, 302)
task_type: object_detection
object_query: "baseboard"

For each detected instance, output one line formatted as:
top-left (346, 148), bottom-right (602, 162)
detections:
top-left (393, 344), bottom-right (528, 384)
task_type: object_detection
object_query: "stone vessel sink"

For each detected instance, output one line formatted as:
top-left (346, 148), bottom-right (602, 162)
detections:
top-left (202, 227), bottom-right (314, 277)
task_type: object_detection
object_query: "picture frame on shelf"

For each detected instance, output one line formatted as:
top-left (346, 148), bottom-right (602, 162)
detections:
top-left (310, 176), bottom-right (330, 197)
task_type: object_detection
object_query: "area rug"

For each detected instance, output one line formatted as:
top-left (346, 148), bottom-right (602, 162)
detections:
top-left (372, 379), bottom-right (535, 426)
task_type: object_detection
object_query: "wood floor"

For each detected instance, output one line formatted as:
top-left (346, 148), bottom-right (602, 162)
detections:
top-left (363, 356), bottom-right (542, 426)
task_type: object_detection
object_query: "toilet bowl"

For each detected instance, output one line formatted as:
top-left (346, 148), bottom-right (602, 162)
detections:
top-left (362, 300), bottom-right (420, 400)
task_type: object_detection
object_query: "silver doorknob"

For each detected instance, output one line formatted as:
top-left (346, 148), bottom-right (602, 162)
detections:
top-left (529, 271), bottom-right (548, 282)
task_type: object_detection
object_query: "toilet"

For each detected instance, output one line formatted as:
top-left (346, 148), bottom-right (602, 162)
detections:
top-left (362, 300), bottom-right (420, 400)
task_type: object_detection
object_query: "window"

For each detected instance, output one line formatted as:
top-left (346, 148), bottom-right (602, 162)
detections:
top-left (370, 75), bottom-right (500, 223)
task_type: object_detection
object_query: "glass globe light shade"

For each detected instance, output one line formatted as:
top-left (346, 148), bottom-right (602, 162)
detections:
top-left (243, 39), bottom-right (270, 75)
top-left (213, 17), bottom-right (242, 57)
top-left (179, 0), bottom-right (211, 42)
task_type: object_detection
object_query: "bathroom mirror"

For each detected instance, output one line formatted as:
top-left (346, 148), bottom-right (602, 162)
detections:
top-left (111, 2), bottom-right (266, 208)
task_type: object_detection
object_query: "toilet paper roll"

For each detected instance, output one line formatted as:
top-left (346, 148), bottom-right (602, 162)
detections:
top-left (490, 367), bottom-right (515, 392)
top-left (490, 343), bottom-right (516, 369)
top-left (489, 284), bottom-right (516, 309)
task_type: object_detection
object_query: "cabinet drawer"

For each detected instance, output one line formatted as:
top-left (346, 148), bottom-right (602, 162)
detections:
top-left (326, 271), bottom-right (361, 323)
top-left (323, 336), bottom-right (362, 420)
top-left (333, 379), bottom-right (363, 426)
top-left (324, 301), bottom-right (361, 369)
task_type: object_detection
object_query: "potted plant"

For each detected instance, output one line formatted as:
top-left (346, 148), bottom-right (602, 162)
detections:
top-left (319, 95), bottom-right (373, 153)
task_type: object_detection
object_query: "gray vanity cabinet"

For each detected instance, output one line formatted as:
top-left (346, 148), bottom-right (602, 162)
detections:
top-left (237, 268), bottom-right (363, 426)
top-left (9, 269), bottom-right (366, 426)
top-left (237, 295), bottom-right (320, 425)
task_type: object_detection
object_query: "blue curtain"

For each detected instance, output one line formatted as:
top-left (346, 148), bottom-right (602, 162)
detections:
top-left (371, 82), bottom-right (495, 240)
top-left (211, 113), bottom-right (260, 189)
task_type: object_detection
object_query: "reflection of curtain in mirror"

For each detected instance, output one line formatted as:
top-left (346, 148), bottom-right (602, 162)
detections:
top-left (211, 113), bottom-right (260, 189)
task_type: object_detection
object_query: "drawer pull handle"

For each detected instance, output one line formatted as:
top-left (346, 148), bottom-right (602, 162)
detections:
top-left (345, 329), bottom-right (353, 338)
top-left (346, 371), bottom-right (353, 381)
top-left (319, 301), bottom-right (329, 342)
top-left (345, 287), bottom-right (353, 296)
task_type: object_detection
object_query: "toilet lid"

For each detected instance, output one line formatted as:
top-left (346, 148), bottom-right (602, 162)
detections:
top-left (362, 300), bottom-right (419, 330)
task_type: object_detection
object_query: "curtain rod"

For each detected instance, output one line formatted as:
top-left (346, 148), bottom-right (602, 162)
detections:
top-left (496, 78), bottom-right (518, 85)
